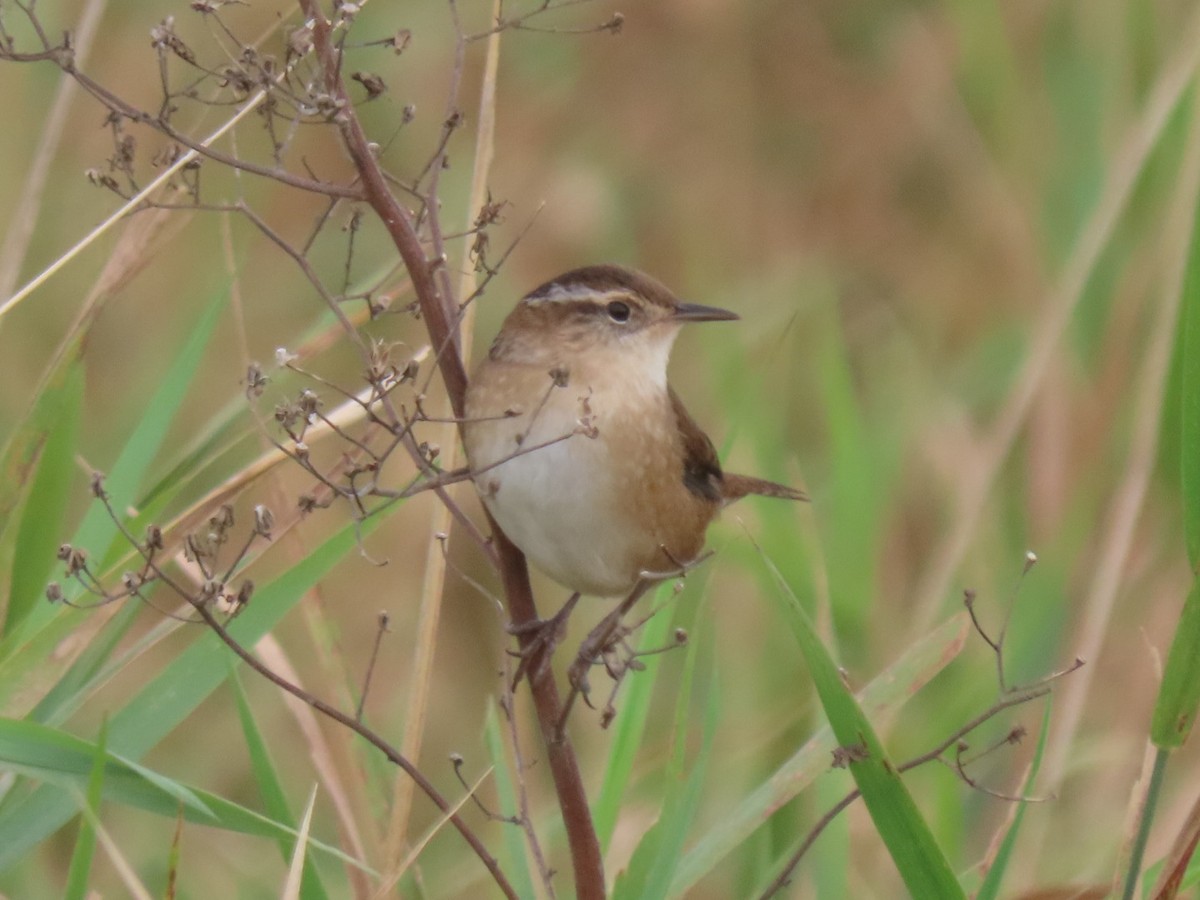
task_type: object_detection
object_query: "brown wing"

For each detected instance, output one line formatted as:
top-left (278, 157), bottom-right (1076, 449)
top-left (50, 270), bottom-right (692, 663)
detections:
top-left (669, 387), bottom-right (724, 503)
top-left (669, 388), bottom-right (808, 505)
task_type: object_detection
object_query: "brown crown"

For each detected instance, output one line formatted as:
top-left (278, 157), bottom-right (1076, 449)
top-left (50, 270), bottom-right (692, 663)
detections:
top-left (523, 264), bottom-right (680, 310)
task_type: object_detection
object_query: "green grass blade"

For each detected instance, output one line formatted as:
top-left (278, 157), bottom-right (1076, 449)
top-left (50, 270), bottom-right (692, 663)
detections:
top-left (483, 703), bottom-right (536, 900)
top-left (0, 511), bottom-right (382, 870)
top-left (0, 293), bottom-right (226, 676)
top-left (0, 715), bottom-right (369, 873)
top-left (1152, 187), bottom-right (1200, 747)
top-left (614, 615), bottom-right (716, 900)
top-left (1151, 577), bottom-right (1200, 747)
top-left (817, 308), bottom-right (891, 634)
top-left (1180, 180), bottom-right (1200, 569)
top-left (669, 612), bottom-right (969, 896)
top-left (30, 601), bottom-right (144, 726)
top-left (594, 581), bottom-right (678, 852)
top-left (759, 546), bottom-right (965, 899)
top-left (974, 700), bottom-right (1052, 900)
top-left (5, 361), bottom-right (83, 634)
top-left (0, 339), bottom-right (83, 542)
top-left (63, 716), bottom-right (105, 900)
top-left (230, 665), bottom-right (329, 900)
top-left (0, 716), bottom-right (212, 816)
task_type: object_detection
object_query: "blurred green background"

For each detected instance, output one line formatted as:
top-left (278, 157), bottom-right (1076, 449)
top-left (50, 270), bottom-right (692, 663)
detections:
top-left (1, 0), bottom-right (1198, 897)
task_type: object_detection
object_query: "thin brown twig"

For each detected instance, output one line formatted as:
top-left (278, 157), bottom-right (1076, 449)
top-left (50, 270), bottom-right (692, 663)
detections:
top-left (294, 4), bottom-right (605, 895)
top-left (82, 485), bottom-right (519, 900)
top-left (759, 574), bottom-right (1086, 898)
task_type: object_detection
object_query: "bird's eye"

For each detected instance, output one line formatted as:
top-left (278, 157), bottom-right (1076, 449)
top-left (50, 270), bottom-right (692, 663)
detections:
top-left (606, 300), bottom-right (631, 323)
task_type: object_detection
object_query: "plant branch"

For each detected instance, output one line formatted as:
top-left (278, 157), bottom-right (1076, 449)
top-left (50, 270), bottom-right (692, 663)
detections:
top-left (296, 2), bottom-right (605, 895)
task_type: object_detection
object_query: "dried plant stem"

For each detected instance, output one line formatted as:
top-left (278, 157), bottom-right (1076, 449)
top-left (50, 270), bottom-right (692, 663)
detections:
top-left (494, 526), bottom-right (606, 898)
top-left (760, 684), bottom-right (1058, 899)
top-left (0, 0), bottom-right (107, 316)
top-left (295, 1), bottom-right (605, 895)
top-left (190, 598), bottom-right (518, 898)
top-left (384, 2), bottom-right (501, 874)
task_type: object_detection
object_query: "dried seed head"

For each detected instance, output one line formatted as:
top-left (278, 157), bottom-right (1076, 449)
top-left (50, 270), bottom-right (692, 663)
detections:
top-left (298, 389), bottom-right (320, 417)
top-left (235, 579), bottom-right (254, 609)
top-left (57, 544), bottom-right (88, 576)
top-left (390, 29), bottom-right (412, 54)
top-left (184, 533), bottom-right (203, 562)
top-left (351, 71), bottom-right (387, 100)
top-left (46, 582), bottom-right (64, 604)
top-left (145, 524), bottom-right (164, 551)
top-left (245, 362), bottom-right (268, 397)
top-left (213, 504), bottom-right (235, 531)
top-left (287, 24), bottom-right (313, 58)
top-left (253, 504), bottom-right (275, 538)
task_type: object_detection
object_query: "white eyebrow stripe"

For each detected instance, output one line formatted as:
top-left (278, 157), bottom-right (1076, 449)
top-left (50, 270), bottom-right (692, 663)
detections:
top-left (523, 284), bottom-right (630, 306)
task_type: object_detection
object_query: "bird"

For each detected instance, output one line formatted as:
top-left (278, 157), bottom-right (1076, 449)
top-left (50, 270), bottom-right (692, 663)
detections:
top-left (462, 263), bottom-right (805, 637)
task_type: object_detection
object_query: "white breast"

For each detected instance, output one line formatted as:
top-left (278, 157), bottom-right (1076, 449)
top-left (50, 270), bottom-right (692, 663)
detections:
top-left (464, 362), bottom-right (659, 597)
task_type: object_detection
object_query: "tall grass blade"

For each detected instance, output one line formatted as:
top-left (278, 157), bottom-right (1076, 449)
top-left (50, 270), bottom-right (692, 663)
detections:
top-left (4, 361), bottom-right (83, 633)
top-left (594, 581), bottom-right (679, 852)
top-left (484, 703), bottom-right (536, 900)
top-left (63, 716), bottom-right (106, 900)
top-left (0, 512), bottom-right (383, 870)
top-left (0, 293), bottom-right (226, 679)
top-left (669, 612), bottom-right (969, 895)
top-left (1151, 179), bottom-right (1200, 749)
top-left (974, 700), bottom-right (1052, 900)
top-left (758, 545), bottom-right (964, 899)
top-left (231, 665), bottom-right (328, 899)
top-left (613, 617), bottom-right (716, 900)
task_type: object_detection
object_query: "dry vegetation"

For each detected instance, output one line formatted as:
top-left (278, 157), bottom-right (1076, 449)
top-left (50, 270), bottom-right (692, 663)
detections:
top-left (1, 0), bottom-right (1199, 898)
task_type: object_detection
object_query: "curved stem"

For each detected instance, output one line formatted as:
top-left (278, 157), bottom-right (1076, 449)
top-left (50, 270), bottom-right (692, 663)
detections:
top-left (297, 3), bottom-right (605, 897)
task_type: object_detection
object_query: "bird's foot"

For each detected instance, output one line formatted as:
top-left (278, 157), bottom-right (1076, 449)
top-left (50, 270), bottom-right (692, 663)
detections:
top-left (555, 582), bottom-right (653, 737)
top-left (507, 592), bottom-right (580, 688)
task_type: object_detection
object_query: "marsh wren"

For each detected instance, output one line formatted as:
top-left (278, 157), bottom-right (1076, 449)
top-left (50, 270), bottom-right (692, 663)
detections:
top-left (463, 264), bottom-right (805, 623)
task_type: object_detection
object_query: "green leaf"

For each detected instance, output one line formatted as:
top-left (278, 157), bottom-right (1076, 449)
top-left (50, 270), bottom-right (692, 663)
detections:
top-left (1152, 577), bottom-right (1200, 747)
top-left (614, 614), bottom-right (717, 900)
top-left (483, 703), bottom-right (536, 900)
top-left (1180, 173), bottom-right (1200, 569)
top-left (759, 546), bottom-right (965, 899)
top-left (594, 581), bottom-right (679, 852)
top-left (5, 361), bottom-right (83, 633)
top-left (0, 716), bottom-right (212, 817)
top-left (0, 512), bottom-right (383, 870)
top-left (669, 612), bottom-right (969, 896)
top-left (31, 600), bottom-right (143, 727)
top-left (63, 716), bottom-right (105, 900)
top-left (230, 665), bottom-right (329, 900)
top-left (0, 340), bottom-right (83, 546)
top-left (974, 700), bottom-right (1052, 900)
top-left (0, 715), bottom-right (368, 874)
top-left (0, 294), bottom-right (226, 686)
top-left (816, 307), bottom-right (892, 641)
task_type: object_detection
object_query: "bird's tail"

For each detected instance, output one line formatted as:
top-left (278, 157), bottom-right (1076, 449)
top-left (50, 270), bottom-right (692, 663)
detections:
top-left (722, 473), bottom-right (808, 503)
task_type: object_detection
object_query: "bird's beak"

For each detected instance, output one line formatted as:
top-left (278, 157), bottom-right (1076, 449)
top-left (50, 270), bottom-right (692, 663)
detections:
top-left (672, 301), bottom-right (739, 323)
